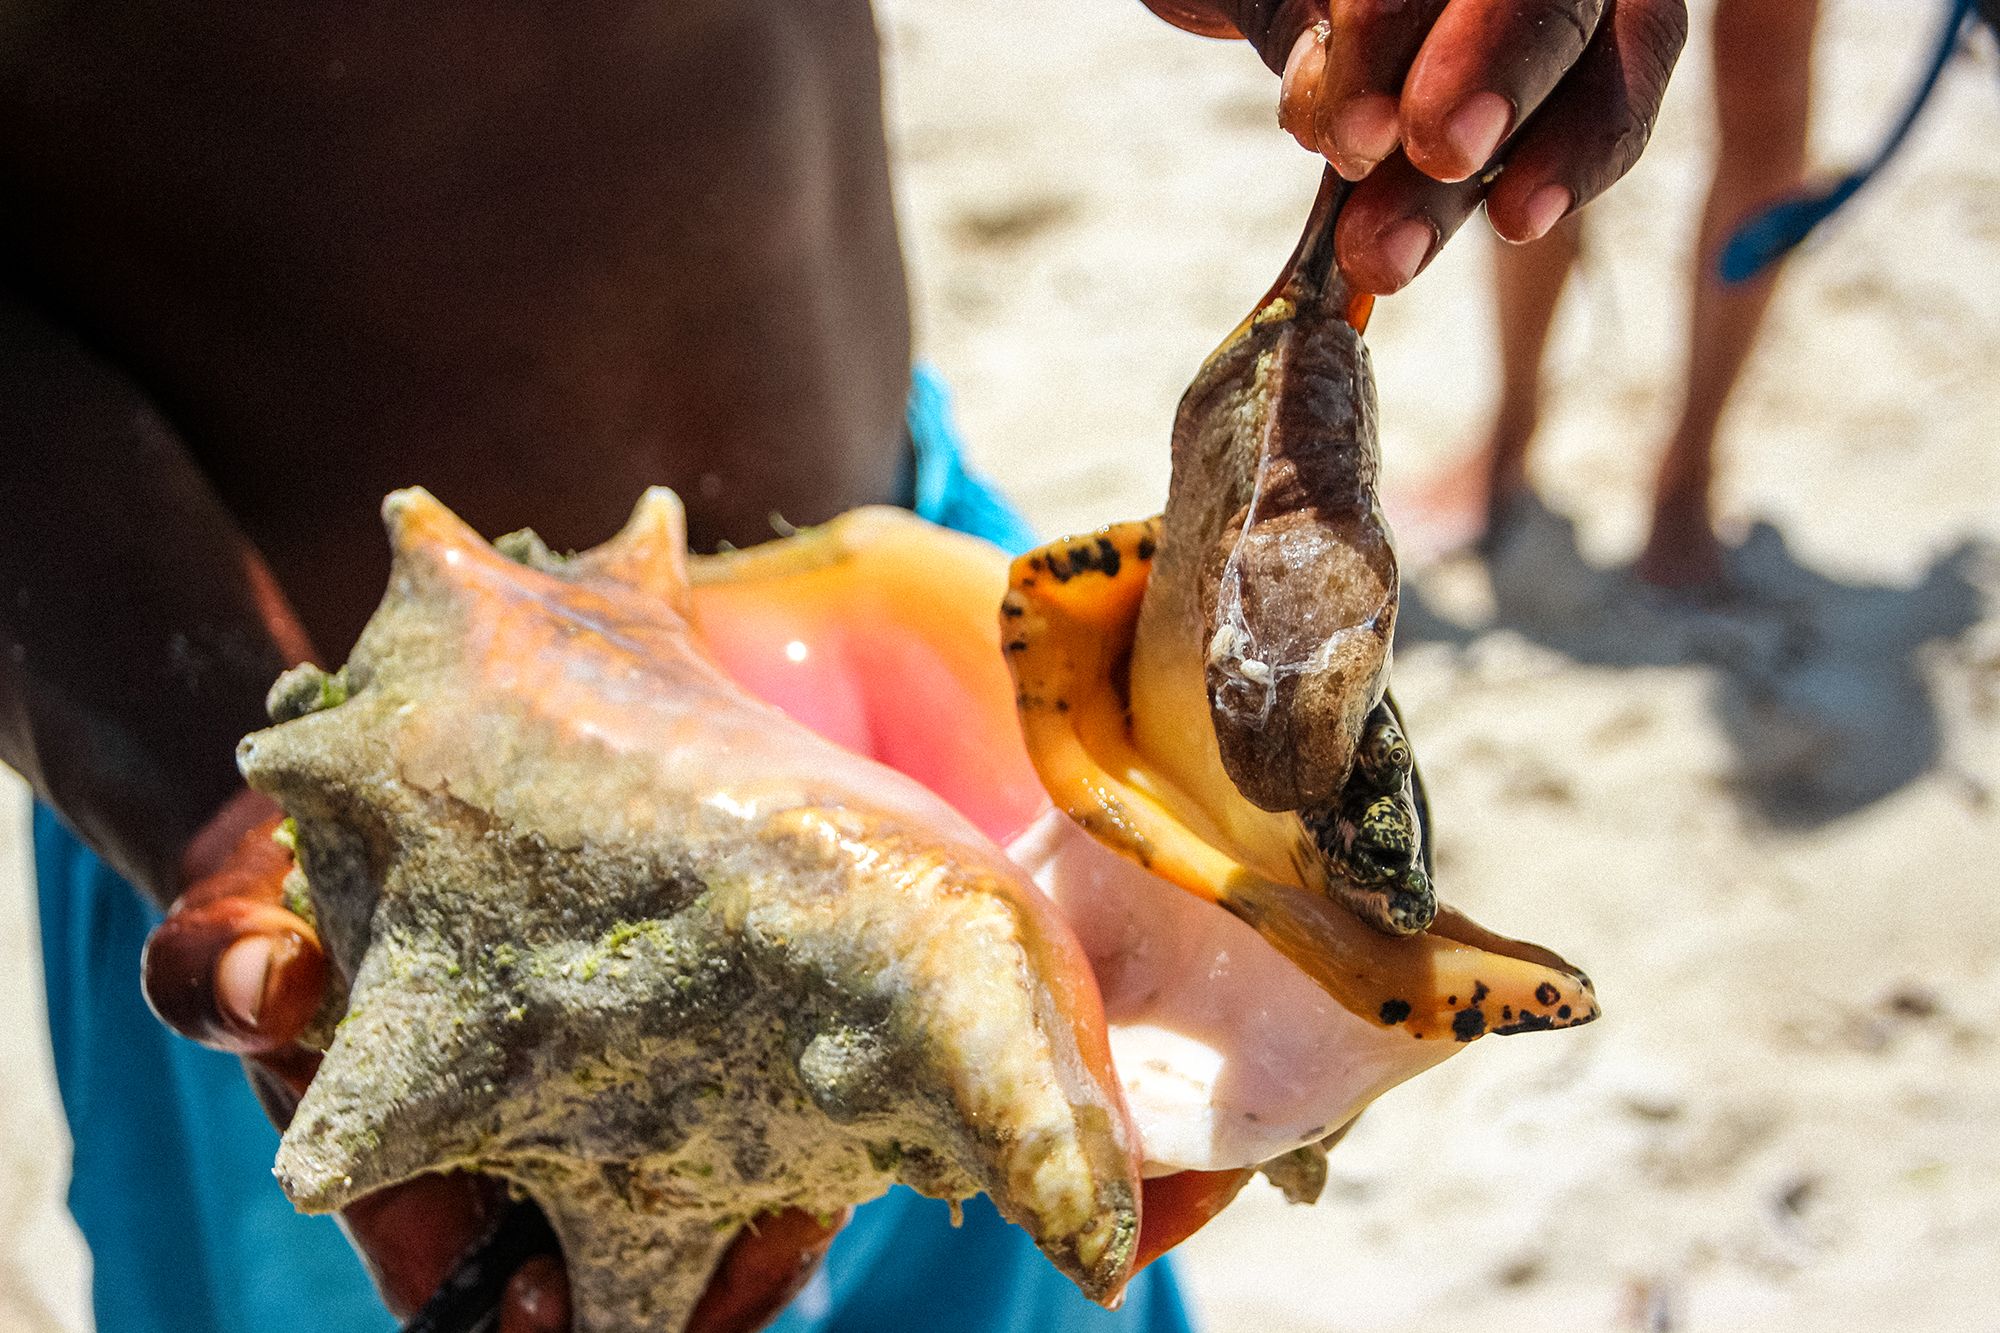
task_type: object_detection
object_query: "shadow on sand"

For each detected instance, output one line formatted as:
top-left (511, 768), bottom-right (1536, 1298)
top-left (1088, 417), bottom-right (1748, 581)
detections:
top-left (1397, 497), bottom-right (1996, 827)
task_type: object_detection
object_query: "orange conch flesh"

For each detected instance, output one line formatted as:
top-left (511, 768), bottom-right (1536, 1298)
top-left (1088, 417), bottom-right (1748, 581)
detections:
top-left (1003, 522), bottom-right (1598, 1044)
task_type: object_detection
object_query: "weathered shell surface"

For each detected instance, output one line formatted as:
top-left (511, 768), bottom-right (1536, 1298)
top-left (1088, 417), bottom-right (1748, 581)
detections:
top-left (243, 489), bottom-right (1138, 1332)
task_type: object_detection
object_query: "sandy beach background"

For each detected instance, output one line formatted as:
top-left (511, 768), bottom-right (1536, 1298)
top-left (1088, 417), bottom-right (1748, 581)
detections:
top-left (5, 0), bottom-right (1998, 1327)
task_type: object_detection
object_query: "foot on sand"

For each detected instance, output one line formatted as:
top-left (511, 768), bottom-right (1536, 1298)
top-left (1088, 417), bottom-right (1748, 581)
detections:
top-left (1388, 435), bottom-right (1534, 564)
top-left (1636, 495), bottom-right (1732, 599)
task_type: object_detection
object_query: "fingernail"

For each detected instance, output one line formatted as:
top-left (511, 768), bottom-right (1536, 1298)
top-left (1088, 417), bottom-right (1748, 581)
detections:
top-left (1377, 217), bottom-right (1437, 290)
top-left (1278, 23), bottom-right (1328, 148)
top-left (505, 1256), bottom-right (572, 1333)
top-left (1519, 183), bottom-right (1574, 241)
top-left (1445, 92), bottom-right (1514, 180)
top-left (1280, 23), bottom-right (1323, 85)
top-left (1331, 93), bottom-right (1399, 180)
top-left (217, 933), bottom-right (277, 1030)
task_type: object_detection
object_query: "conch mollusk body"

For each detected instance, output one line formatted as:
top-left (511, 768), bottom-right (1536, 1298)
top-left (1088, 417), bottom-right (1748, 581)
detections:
top-left (1002, 170), bottom-right (1596, 1050)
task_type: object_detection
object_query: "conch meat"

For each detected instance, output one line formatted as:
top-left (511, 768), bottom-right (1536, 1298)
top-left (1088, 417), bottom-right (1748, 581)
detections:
top-left (1006, 172), bottom-right (1596, 1027)
top-left (241, 172), bottom-right (1596, 1333)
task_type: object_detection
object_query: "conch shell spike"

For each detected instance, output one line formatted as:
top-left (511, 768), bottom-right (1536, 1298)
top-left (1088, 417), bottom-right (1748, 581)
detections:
top-left (573, 486), bottom-right (694, 612)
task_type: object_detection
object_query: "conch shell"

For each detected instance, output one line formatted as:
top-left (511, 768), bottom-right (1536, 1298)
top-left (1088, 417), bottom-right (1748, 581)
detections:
top-left (245, 491), bottom-right (1139, 1332)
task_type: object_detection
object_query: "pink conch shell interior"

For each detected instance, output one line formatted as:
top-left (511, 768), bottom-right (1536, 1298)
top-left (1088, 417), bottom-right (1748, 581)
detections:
top-left (689, 508), bottom-right (1483, 1173)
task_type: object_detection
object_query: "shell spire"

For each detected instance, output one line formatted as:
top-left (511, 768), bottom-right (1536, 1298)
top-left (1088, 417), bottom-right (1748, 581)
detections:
top-left (382, 485), bottom-right (488, 566)
top-left (574, 486), bottom-right (694, 613)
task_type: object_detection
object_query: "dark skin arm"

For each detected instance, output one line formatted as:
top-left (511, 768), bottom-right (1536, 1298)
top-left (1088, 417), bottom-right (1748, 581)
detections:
top-left (0, 296), bottom-right (309, 905)
top-left (0, 0), bottom-right (918, 656)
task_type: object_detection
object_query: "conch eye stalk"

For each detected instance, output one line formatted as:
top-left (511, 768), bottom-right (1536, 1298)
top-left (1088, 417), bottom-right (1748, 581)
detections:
top-left (1002, 168), bottom-right (1597, 1043)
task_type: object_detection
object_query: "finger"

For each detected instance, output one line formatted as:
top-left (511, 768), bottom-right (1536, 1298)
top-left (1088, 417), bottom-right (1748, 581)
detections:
top-left (1230, 0), bottom-right (1330, 71)
top-left (1277, 22), bottom-right (1330, 155)
top-left (141, 897), bottom-right (327, 1052)
top-left (175, 807), bottom-right (292, 909)
top-left (1484, 0), bottom-right (1687, 241)
top-left (1134, 1169), bottom-right (1255, 1270)
top-left (343, 1172), bottom-right (510, 1318)
top-left (1309, 0), bottom-right (1449, 179)
top-left (178, 789), bottom-right (286, 892)
top-left (1142, 0), bottom-right (1326, 64)
top-left (1133, 0), bottom-right (1246, 39)
top-left (688, 1207), bottom-right (847, 1333)
top-left (1334, 152), bottom-right (1487, 292)
top-left (241, 1044), bottom-right (323, 1127)
top-left (1400, 0), bottom-right (1607, 183)
top-left (500, 1256), bottom-right (573, 1333)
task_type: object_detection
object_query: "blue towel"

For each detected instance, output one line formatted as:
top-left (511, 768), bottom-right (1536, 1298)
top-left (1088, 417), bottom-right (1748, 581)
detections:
top-left (33, 370), bottom-right (1194, 1333)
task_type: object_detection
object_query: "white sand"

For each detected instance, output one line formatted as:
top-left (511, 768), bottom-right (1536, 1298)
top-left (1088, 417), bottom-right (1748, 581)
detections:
top-left (0, 789), bottom-right (88, 1330)
top-left (5, 0), bottom-right (1998, 1326)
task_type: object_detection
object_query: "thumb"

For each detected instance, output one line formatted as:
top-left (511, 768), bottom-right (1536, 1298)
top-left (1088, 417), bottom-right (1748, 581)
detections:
top-left (143, 802), bottom-right (327, 1053)
top-left (1136, 0), bottom-right (1326, 73)
top-left (143, 895), bottom-right (326, 1052)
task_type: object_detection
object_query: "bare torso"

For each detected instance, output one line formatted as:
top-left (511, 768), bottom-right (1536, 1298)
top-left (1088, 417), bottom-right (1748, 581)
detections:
top-left (0, 0), bottom-right (913, 654)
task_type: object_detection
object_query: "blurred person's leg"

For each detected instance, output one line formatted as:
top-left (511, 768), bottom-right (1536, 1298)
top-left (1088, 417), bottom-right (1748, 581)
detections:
top-left (1638, 0), bottom-right (1819, 588)
top-left (1484, 213), bottom-right (1584, 537)
top-left (1393, 214), bottom-right (1581, 556)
